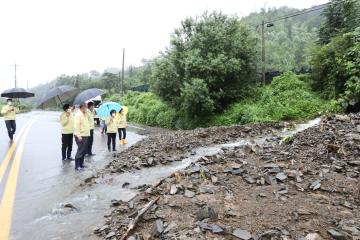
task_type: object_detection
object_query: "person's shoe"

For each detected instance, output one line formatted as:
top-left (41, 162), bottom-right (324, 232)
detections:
top-left (88, 153), bottom-right (96, 156)
top-left (123, 139), bottom-right (128, 144)
top-left (120, 139), bottom-right (124, 145)
top-left (62, 158), bottom-right (66, 161)
top-left (67, 157), bottom-right (74, 161)
top-left (113, 149), bottom-right (117, 152)
top-left (75, 168), bottom-right (81, 171)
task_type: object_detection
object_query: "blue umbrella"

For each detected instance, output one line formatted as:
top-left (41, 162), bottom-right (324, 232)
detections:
top-left (96, 102), bottom-right (121, 118)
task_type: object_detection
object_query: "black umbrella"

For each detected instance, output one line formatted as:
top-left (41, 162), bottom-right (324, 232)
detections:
top-left (1, 88), bottom-right (35, 98)
top-left (73, 88), bottom-right (104, 105)
top-left (36, 85), bottom-right (79, 109)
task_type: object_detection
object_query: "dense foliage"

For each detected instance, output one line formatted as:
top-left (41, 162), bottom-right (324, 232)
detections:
top-left (150, 12), bottom-right (257, 118)
top-left (318, 0), bottom-right (360, 45)
top-left (116, 72), bottom-right (338, 129)
top-left (311, 28), bottom-right (360, 98)
top-left (311, 0), bottom-right (360, 109)
top-left (211, 72), bottom-right (337, 126)
top-left (119, 92), bottom-right (178, 129)
top-left (339, 29), bottom-right (360, 110)
top-left (243, 6), bottom-right (323, 72)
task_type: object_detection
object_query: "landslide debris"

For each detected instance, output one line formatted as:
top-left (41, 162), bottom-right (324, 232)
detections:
top-left (95, 114), bottom-right (360, 239)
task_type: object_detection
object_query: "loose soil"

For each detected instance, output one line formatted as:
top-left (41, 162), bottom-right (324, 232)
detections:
top-left (93, 114), bottom-right (360, 240)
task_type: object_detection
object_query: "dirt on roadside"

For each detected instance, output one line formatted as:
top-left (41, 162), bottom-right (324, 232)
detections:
top-left (105, 122), bottom-right (285, 174)
top-left (93, 114), bottom-right (360, 240)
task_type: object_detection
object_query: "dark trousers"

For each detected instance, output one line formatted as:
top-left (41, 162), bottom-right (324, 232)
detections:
top-left (87, 129), bottom-right (94, 154)
top-left (75, 136), bottom-right (89, 169)
top-left (61, 134), bottom-right (73, 160)
top-left (5, 120), bottom-right (16, 140)
top-left (107, 133), bottom-right (116, 151)
top-left (118, 128), bottom-right (126, 140)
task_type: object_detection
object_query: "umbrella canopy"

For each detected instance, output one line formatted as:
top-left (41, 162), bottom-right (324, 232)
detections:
top-left (73, 88), bottom-right (103, 106)
top-left (1, 88), bottom-right (35, 98)
top-left (36, 85), bottom-right (79, 109)
top-left (97, 102), bottom-right (121, 118)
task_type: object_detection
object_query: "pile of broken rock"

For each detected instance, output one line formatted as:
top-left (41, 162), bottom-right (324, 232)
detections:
top-left (94, 114), bottom-right (360, 240)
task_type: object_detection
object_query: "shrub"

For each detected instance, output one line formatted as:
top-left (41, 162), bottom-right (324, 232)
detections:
top-left (211, 72), bottom-right (335, 126)
top-left (311, 28), bottom-right (360, 99)
top-left (117, 92), bottom-right (179, 129)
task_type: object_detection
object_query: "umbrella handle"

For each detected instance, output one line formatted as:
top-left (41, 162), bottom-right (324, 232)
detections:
top-left (16, 99), bottom-right (21, 110)
top-left (57, 95), bottom-right (63, 105)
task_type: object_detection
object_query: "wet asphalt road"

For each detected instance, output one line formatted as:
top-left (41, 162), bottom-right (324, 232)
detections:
top-left (0, 111), bottom-right (143, 240)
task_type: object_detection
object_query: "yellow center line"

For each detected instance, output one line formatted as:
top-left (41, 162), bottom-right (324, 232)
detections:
top-left (0, 120), bottom-right (35, 240)
top-left (0, 120), bottom-right (32, 186)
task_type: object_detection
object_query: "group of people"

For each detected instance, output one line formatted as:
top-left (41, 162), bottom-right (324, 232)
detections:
top-left (1, 99), bottom-right (127, 172)
top-left (60, 102), bottom-right (128, 171)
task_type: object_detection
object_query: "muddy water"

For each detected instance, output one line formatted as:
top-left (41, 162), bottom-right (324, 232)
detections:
top-left (18, 118), bottom-right (321, 240)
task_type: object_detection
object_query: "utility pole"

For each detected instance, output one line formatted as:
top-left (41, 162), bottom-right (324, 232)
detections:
top-left (261, 20), bottom-right (266, 86)
top-left (118, 71), bottom-right (122, 93)
top-left (121, 48), bottom-right (125, 95)
top-left (12, 63), bottom-right (18, 88)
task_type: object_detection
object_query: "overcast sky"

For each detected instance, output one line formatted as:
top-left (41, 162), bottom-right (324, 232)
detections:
top-left (0, 0), bottom-right (328, 91)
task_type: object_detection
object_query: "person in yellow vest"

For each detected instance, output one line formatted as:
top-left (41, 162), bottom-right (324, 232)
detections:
top-left (105, 109), bottom-right (117, 152)
top-left (86, 102), bottom-right (96, 156)
top-left (73, 103), bottom-right (90, 171)
top-left (1, 98), bottom-right (20, 141)
top-left (60, 104), bottom-right (74, 161)
top-left (116, 108), bottom-right (127, 145)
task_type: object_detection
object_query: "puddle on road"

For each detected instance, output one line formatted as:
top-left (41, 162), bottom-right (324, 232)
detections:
top-left (18, 118), bottom-right (321, 240)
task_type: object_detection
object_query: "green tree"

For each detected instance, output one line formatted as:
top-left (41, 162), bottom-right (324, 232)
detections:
top-left (180, 78), bottom-right (215, 117)
top-left (102, 72), bottom-right (119, 92)
top-left (151, 11), bottom-right (257, 118)
top-left (319, 0), bottom-right (360, 45)
top-left (311, 28), bottom-right (360, 99)
top-left (338, 29), bottom-right (360, 109)
top-left (243, 6), bottom-right (323, 71)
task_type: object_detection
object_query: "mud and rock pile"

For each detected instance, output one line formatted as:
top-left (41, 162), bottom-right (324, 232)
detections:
top-left (106, 123), bottom-right (283, 173)
top-left (95, 114), bottom-right (360, 240)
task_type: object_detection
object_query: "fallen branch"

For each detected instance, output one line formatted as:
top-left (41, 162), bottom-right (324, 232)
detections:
top-left (121, 196), bottom-right (160, 240)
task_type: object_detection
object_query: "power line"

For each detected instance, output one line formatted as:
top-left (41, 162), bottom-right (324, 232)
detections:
top-left (251, 0), bottom-right (360, 28)
top-left (249, 3), bottom-right (325, 28)
top-left (261, 3), bottom-right (329, 26)
top-left (250, 0), bottom-right (360, 84)
top-left (253, 2), bottom-right (331, 85)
